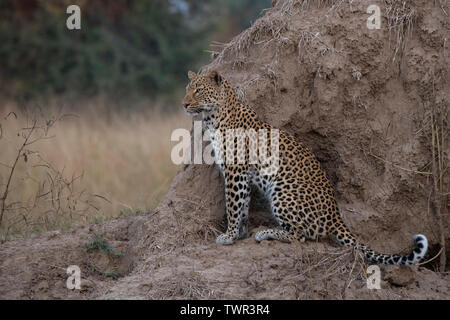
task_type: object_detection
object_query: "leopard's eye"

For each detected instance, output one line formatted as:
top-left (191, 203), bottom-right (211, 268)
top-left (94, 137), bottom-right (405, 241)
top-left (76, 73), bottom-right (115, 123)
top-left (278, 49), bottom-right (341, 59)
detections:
top-left (194, 88), bottom-right (201, 94)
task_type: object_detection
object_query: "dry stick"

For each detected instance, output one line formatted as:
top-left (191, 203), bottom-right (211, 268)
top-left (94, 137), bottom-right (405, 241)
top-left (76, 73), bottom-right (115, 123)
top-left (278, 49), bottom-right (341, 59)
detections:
top-left (440, 107), bottom-right (447, 270)
top-left (431, 111), bottom-right (446, 272)
top-left (367, 152), bottom-right (431, 175)
top-left (92, 194), bottom-right (112, 204)
top-left (418, 246), bottom-right (444, 267)
top-left (437, 111), bottom-right (447, 272)
top-left (0, 120), bottom-right (36, 226)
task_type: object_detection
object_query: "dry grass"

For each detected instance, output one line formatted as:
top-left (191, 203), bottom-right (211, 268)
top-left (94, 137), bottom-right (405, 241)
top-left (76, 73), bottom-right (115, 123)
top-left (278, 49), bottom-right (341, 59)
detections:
top-left (148, 271), bottom-right (219, 299)
top-left (209, 0), bottom-right (415, 75)
top-left (209, 9), bottom-right (289, 66)
top-left (429, 102), bottom-right (448, 272)
top-left (0, 102), bottom-right (190, 240)
top-left (208, 0), bottom-right (349, 93)
top-left (281, 246), bottom-right (368, 299)
top-left (384, 0), bottom-right (415, 63)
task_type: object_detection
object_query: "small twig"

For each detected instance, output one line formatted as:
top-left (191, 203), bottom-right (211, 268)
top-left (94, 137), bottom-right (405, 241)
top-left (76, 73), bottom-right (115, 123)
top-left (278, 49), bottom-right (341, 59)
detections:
top-left (93, 194), bottom-right (112, 204)
top-left (367, 152), bottom-right (432, 175)
top-left (418, 247), bottom-right (444, 266)
top-left (439, 0), bottom-right (448, 16)
top-left (0, 119), bottom-right (37, 225)
top-left (430, 108), bottom-right (447, 272)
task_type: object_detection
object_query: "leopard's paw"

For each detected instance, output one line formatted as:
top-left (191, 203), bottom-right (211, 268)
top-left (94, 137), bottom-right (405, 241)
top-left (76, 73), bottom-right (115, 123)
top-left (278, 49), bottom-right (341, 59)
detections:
top-left (254, 230), bottom-right (269, 242)
top-left (216, 233), bottom-right (235, 245)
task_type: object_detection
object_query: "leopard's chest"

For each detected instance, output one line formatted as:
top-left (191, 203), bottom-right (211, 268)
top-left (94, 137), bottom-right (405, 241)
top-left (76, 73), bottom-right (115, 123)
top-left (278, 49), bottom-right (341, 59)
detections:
top-left (202, 114), bottom-right (225, 174)
top-left (202, 112), bottom-right (273, 191)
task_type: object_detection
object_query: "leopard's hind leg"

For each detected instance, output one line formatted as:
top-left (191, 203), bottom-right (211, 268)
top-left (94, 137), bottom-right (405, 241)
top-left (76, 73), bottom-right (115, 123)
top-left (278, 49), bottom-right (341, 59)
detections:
top-left (254, 228), bottom-right (300, 243)
top-left (255, 183), bottom-right (311, 244)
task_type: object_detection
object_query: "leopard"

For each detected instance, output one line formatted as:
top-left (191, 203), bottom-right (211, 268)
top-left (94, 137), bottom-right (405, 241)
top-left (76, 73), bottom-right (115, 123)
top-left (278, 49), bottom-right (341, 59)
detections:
top-left (182, 69), bottom-right (428, 265)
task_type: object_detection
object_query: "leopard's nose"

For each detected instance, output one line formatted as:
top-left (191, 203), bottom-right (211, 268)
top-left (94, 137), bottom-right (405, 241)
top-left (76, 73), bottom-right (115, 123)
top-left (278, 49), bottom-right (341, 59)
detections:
top-left (184, 103), bottom-right (190, 109)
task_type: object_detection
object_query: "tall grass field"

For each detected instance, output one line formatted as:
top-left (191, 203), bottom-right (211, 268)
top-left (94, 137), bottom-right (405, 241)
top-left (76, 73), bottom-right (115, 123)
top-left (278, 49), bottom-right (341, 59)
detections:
top-left (0, 102), bottom-right (190, 240)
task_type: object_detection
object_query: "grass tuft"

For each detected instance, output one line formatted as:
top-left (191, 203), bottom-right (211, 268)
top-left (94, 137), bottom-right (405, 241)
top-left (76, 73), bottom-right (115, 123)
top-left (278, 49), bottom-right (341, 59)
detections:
top-left (85, 234), bottom-right (124, 257)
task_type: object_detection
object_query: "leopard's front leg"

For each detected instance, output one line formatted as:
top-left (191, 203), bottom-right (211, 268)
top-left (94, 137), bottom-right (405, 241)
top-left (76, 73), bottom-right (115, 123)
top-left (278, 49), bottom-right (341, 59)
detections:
top-left (216, 169), bottom-right (250, 245)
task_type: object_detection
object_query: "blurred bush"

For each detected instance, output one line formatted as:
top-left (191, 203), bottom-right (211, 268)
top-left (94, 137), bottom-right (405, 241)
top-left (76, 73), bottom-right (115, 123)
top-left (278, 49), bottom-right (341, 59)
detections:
top-left (0, 0), bottom-right (270, 105)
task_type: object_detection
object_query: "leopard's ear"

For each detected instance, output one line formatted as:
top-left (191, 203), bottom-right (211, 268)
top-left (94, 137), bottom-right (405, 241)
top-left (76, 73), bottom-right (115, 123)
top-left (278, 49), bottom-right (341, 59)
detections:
top-left (209, 70), bottom-right (222, 85)
top-left (188, 70), bottom-right (197, 80)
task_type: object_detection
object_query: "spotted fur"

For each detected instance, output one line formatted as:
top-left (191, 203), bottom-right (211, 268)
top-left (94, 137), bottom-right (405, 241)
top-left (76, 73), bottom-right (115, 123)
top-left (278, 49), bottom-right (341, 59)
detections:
top-left (182, 70), bottom-right (428, 265)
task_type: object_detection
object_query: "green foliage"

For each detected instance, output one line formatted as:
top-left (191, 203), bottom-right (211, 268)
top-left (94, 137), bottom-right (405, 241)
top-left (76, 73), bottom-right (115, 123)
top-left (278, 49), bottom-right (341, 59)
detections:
top-left (0, 0), bottom-right (270, 104)
top-left (85, 234), bottom-right (124, 257)
top-left (118, 208), bottom-right (135, 217)
top-left (0, 0), bottom-right (211, 100)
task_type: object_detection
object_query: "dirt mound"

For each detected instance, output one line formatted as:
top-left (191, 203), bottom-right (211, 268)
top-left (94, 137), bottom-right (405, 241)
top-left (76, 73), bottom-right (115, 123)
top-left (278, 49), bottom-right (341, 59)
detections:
top-left (200, 0), bottom-right (450, 263)
top-left (1, 0), bottom-right (449, 299)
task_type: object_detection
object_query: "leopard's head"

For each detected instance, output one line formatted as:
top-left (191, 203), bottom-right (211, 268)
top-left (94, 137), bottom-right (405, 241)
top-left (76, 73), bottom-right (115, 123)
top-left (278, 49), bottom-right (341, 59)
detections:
top-left (182, 70), bottom-right (223, 115)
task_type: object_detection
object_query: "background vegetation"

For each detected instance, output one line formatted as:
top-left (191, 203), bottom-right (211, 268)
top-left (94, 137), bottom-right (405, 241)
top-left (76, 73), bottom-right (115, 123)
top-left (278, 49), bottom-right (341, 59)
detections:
top-left (0, 0), bottom-right (270, 105)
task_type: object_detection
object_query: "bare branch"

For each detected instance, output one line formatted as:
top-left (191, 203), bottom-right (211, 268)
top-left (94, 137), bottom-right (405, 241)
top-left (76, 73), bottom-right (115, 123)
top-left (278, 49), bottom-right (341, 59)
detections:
top-left (0, 119), bottom-right (37, 225)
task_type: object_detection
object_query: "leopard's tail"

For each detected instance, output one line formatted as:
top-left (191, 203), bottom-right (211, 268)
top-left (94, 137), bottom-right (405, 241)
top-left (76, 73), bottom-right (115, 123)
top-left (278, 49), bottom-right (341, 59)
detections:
top-left (331, 220), bottom-right (428, 265)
